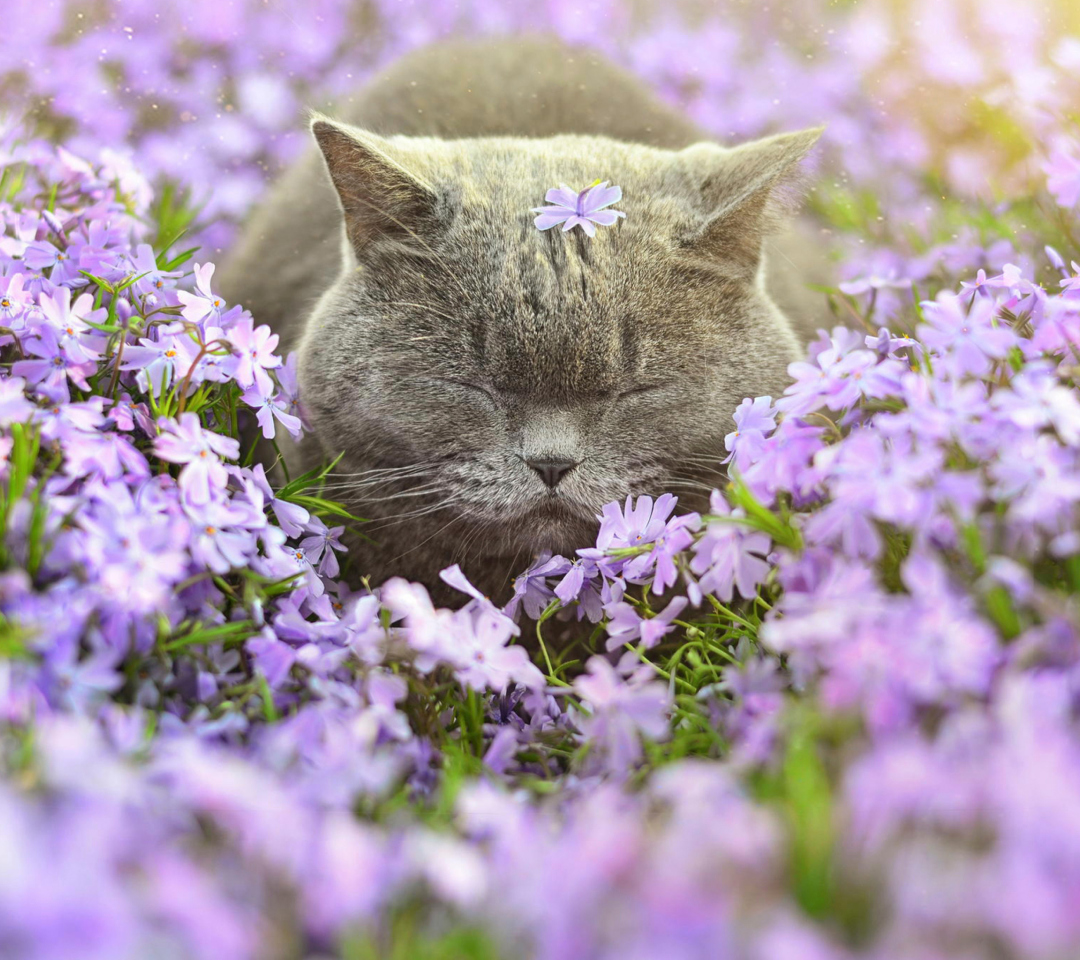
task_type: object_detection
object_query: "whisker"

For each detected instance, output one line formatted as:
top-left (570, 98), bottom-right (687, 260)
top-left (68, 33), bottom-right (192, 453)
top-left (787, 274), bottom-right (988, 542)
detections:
top-left (322, 463), bottom-right (439, 480)
top-left (365, 499), bottom-right (463, 527)
top-left (383, 510), bottom-right (471, 566)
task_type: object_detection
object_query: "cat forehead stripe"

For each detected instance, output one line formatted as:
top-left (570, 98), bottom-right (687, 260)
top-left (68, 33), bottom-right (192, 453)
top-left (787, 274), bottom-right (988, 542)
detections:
top-left (531, 180), bottom-right (626, 238)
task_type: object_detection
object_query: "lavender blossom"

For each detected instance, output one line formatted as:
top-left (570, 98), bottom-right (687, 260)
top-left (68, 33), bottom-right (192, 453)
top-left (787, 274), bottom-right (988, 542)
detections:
top-left (531, 180), bottom-right (626, 236)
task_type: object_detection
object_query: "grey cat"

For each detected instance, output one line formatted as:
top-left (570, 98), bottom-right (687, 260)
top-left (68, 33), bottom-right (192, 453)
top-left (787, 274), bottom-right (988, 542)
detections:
top-left (218, 37), bottom-right (827, 604)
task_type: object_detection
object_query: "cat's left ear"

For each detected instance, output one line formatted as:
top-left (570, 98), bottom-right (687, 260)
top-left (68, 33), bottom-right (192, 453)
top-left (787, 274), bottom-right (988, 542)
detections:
top-left (676, 127), bottom-right (824, 278)
top-left (310, 114), bottom-right (442, 259)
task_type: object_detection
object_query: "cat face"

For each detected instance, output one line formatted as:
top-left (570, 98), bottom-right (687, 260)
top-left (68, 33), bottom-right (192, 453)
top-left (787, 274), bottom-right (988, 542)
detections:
top-left (297, 121), bottom-right (818, 562)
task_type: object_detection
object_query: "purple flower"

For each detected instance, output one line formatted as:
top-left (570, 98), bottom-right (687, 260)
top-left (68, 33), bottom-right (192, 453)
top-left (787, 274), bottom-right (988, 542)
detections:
top-left (531, 180), bottom-right (626, 236)
top-left (228, 313), bottom-right (281, 394)
top-left (503, 553), bottom-right (570, 620)
top-left (121, 333), bottom-right (189, 397)
top-left (246, 628), bottom-right (297, 688)
top-left (918, 291), bottom-right (1015, 377)
top-left (572, 657), bottom-right (670, 774)
top-left (38, 286), bottom-right (107, 363)
top-left (1045, 139), bottom-right (1080, 209)
top-left (439, 564), bottom-right (519, 634)
top-left (592, 493), bottom-right (678, 553)
top-left (240, 380), bottom-right (302, 440)
top-left (604, 596), bottom-right (688, 651)
top-left (246, 463), bottom-right (310, 538)
top-left (623, 512), bottom-right (700, 593)
top-left (777, 329), bottom-right (871, 416)
top-left (0, 377), bottom-right (34, 426)
top-left (275, 353), bottom-right (305, 425)
top-left (689, 492), bottom-right (772, 603)
top-left (299, 521), bottom-right (347, 578)
top-left (724, 395), bottom-right (776, 471)
top-left (62, 429), bottom-right (149, 482)
top-left (22, 236), bottom-right (84, 285)
top-left (153, 412), bottom-right (240, 505)
top-left (451, 610), bottom-right (544, 692)
top-left (553, 556), bottom-right (608, 621)
top-left (127, 242), bottom-right (181, 297)
top-left (865, 326), bottom-right (923, 360)
top-left (12, 325), bottom-right (96, 401)
top-left (176, 262), bottom-right (228, 326)
top-left (0, 272), bottom-right (32, 330)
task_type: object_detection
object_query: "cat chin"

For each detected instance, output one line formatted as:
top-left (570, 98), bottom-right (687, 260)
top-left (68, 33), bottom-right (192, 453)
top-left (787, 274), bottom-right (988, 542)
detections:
top-left (494, 499), bottom-right (599, 555)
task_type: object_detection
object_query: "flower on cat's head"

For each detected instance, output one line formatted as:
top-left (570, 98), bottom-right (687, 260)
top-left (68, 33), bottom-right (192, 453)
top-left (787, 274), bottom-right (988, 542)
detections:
top-left (531, 180), bottom-right (626, 237)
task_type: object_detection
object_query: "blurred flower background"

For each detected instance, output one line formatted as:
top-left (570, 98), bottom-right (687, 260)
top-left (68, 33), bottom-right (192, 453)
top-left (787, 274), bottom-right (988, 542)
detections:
top-left (3, 1), bottom-right (1080, 958)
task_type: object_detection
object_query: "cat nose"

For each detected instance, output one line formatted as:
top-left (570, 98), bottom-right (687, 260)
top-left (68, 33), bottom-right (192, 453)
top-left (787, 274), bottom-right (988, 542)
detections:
top-left (526, 457), bottom-right (578, 489)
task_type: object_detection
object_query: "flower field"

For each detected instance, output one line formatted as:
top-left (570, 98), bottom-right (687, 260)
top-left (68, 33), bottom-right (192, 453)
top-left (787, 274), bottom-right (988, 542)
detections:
top-left (3, 1), bottom-right (1080, 957)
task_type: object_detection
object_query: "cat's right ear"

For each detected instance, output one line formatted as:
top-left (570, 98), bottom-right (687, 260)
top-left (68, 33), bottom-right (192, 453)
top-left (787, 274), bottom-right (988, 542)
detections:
top-left (675, 127), bottom-right (823, 279)
top-left (310, 115), bottom-right (441, 258)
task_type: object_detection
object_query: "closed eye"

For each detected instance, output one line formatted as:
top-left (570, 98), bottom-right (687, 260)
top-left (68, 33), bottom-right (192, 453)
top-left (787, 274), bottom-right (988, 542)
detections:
top-left (617, 384), bottom-right (666, 400)
top-left (433, 377), bottom-right (500, 405)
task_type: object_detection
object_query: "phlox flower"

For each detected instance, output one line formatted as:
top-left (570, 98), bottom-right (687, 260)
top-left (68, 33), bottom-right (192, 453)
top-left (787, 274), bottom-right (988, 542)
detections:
top-left (0, 272), bottom-right (32, 330)
top-left (1059, 261), bottom-right (1080, 300)
top-left (918, 291), bottom-right (1015, 377)
top-left (1045, 140), bottom-right (1080, 209)
top-left (483, 726), bottom-right (519, 775)
top-left (188, 498), bottom-right (264, 574)
top-left (278, 540), bottom-right (327, 598)
top-left (12, 325), bottom-right (97, 401)
top-left (39, 284), bottom-right (110, 356)
top-left (1031, 296), bottom-right (1080, 355)
top-left (0, 376), bottom-right (34, 426)
top-left (381, 577), bottom-right (459, 672)
top-left (275, 353), bottom-right (305, 426)
top-left (78, 495), bottom-right (189, 613)
top-left (176, 262), bottom-right (227, 326)
top-left (839, 271), bottom-right (913, 298)
top-left (32, 398), bottom-right (105, 442)
top-left (105, 392), bottom-right (153, 434)
top-left (503, 553), bottom-right (570, 620)
top-left (552, 556), bottom-right (597, 605)
top-left (439, 564), bottom-right (519, 633)
top-left (689, 491), bottom-right (772, 603)
top-left (531, 180), bottom-right (626, 236)
top-left (245, 463), bottom-right (309, 538)
top-left (552, 556), bottom-right (608, 621)
top-left (121, 333), bottom-right (189, 397)
top-left (228, 313), bottom-right (281, 393)
top-left (299, 520), bottom-right (347, 578)
top-left (127, 243), bottom-right (181, 297)
top-left (571, 657), bottom-right (670, 774)
top-left (153, 412), bottom-right (239, 505)
top-left (450, 610), bottom-right (544, 692)
top-left (740, 417), bottom-right (825, 505)
top-left (61, 429), bottom-right (149, 482)
top-left (781, 346), bottom-right (905, 417)
top-left (724, 395), bottom-right (775, 471)
top-left (603, 595), bottom-right (688, 651)
top-left (623, 512), bottom-right (699, 593)
top-left (865, 326), bottom-right (923, 361)
top-left (582, 493), bottom-right (679, 569)
top-left (21, 236), bottom-right (84, 286)
top-left (980, 263), bottom-right (1050, 327)
top-left (992, 364), bottom-right (1080, 445)
top-left (240, 380), bottom-right (302, 440)
top-left (991, 433), bottom-right (1080, 535)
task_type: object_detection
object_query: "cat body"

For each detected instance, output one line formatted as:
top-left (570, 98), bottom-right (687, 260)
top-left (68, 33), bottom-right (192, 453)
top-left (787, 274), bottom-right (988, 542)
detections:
top-left (218, 37), bottom-right (825, 603)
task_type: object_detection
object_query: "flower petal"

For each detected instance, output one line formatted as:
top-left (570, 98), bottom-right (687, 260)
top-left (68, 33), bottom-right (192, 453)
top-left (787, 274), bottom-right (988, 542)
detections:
top-left (534, 211), bottom-right (570, 230)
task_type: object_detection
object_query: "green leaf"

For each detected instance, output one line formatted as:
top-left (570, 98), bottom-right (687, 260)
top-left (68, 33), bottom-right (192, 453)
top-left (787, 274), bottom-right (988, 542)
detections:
top-left (163, 620), bottom-right (256, 652)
